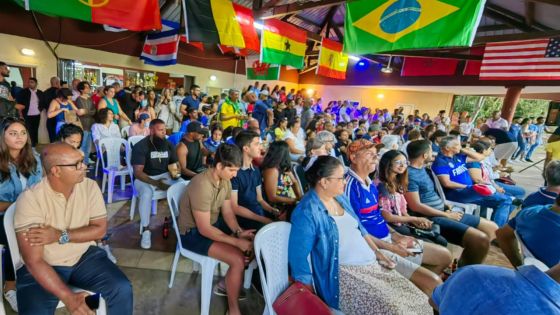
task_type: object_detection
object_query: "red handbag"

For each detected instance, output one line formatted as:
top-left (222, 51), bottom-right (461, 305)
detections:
top-left (273, 282), bottom-right (332, 315)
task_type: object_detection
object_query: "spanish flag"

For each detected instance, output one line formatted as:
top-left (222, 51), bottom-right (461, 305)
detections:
top-left (184, 0), bottom-right (245, 48)
top-left (317, 38), bottom-right (348, 80)
top-left (261, 19), bottom-right (307, 69)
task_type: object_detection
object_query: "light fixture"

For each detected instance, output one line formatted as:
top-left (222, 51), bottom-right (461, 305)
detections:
top-left (377, 93), bottom-right (385, 99)
top-left (253, 22), bottom-right (264, 30)
top-left (349, 55), bottom-right (360, 61)
top-left (209, 75), bottom-right (217, 81)
top-left (307, 88), bottom-right (314, 96)
top-left (20, 48), bottom-right (35, 56)
top-left (381, 56), bottom-right (393, 73)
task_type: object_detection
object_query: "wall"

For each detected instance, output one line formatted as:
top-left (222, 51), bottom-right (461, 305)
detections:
top-left (299, 84), bottom-right (455, 117)
top-left (0, 33), bottom-right (298, 92)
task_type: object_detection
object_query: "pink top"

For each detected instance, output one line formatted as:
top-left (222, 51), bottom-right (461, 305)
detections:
top-left (129, 124), bottom-right (150, 137)
top-left (379, 192), bottom-right (408, 226)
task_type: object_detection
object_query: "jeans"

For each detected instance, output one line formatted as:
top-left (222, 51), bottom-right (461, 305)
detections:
top-left (525, 143), bottom-right (540, 160)
top-left (16, 246), bottom-right (133, 315)
top-left (446, 187), bottom-right (513, 227)
top-left (512, 139), bottom-right (527, 160)
top-left (81, 130), bottom-right (92, 164)
top-left (134, 173), bottom-right (180, 228)
top-left (495, 181), bottom-right (526, 199)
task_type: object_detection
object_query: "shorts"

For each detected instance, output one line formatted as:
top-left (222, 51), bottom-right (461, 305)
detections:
top-left (432, 214), bottom-right (480, 245)
top-left (181, 217), bottom-right (231, 256)
top-left (379, 236), bottom-right (423, 279)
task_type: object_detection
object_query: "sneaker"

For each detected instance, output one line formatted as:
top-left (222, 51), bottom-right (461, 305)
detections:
top-left (213, 283), bottom-right (247, 300)
top-left (140, 230), bottom-right (152, 249)
top-left (99, 244), bottom-right (117, 264)
top-left (525, 158), bottom-right (534, 163)
top-left (4, 289), bottom-right (18, 312)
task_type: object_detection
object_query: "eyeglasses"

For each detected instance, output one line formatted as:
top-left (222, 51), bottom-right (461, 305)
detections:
top-left (56, 160), bottom-right (85, 170)
top-left (393, 160), bottom-right (409, 167)
top-left (326, 176), bottom-right (346, 182)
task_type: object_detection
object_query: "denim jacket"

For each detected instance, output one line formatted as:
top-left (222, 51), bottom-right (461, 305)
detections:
top-left (288, 189), bottom-right (368, 310)
top-left (0, 155), bottom-right (42, 203)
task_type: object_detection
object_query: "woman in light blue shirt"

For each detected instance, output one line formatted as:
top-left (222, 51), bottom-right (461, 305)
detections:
top-left (0, 118), bottom-right (42, 312)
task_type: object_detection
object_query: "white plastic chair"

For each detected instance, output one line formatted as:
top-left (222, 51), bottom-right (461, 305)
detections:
top-left (0, 244), bottom-right (6, 315)
top-left (128, 135), bottom-right (145, 147)
top-left (430, 169), bottom-right (482, 217)
top-left (290, 162), bottom-right (304, 195)
top-left (166, 182), bottom-right (256, 315)
top-left (254, 222), bottom-right (292, 315)
top-left (98, 138), bottom-right (131, 204)
top-left (121, 125), bottom-right (130, 139)
top-left (515, 231), bottom-right (549, 271)
top-left (3, 205), bottom-right (107, 314)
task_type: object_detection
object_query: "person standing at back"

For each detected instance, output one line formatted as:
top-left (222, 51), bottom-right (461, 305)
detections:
top-left (16, 77), bottom-right (43, 146)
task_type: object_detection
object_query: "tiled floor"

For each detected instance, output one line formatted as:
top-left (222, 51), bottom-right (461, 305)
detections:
top-left (4, 148), bottom-right (546, 315)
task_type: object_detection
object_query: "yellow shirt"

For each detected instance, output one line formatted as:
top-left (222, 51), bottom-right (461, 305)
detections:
top-left (275, 127), bottom-right (286, 140)
top-left (15, 178), bottom-right (107, 267)
top-left (220, 102), bottom-right (240, 130)
top-left (545, 141), bottom-right (560, 160)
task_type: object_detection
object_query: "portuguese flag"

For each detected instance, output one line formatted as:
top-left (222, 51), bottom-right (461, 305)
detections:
top-left (317, 38), bottom-right (348, 80)
top-left (15, 0), bottom-right (161, 31)
top-left (184, 0), bottom-right (246, 48)
top-left (344, 0), bottom-right (486, 54)
top-left (261, 19), bottom-right (307, 69)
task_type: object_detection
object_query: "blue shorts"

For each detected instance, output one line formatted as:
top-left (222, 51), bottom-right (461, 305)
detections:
top-left (432, 213), bottom-right (481, 245)
top-left (181, 217), bottom-right (231, 256)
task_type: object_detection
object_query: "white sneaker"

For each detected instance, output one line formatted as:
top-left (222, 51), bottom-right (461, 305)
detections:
top-left (99, 244), bottom-right (117, 264)
top-left (4, 289), bottom-right (18, 312)
top-left (140, 230), bottom-right (152, 249)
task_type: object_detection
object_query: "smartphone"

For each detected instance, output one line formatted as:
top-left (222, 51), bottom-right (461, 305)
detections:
top-left (85, 293), bottom-right (101, 310)
top-left (409, 247), bottom-right (423, 254)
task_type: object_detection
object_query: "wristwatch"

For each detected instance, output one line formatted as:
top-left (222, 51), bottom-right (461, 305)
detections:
top-left (58, 230), bottom-right (70, 245)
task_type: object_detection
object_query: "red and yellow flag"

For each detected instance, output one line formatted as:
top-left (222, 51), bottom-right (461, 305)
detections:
top-left (317, 38), bottom-right (348, 80)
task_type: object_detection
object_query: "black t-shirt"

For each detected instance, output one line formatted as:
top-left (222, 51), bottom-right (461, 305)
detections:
top-left (122, 93), bottom-right (139, 122)
top-left (131, 136), bottom-right (178, 176)
top-left (483, 128), bottom-right (515, 144)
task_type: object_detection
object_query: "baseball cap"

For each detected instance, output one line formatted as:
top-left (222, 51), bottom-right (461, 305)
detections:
top-left (347, 139), bottom-right (376, 156)
top-left (260, 90), bottom-right (269, 96)
top-left (186, 121), bottom-right (206, 134)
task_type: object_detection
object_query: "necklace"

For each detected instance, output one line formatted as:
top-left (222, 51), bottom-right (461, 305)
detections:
top-left (149, 138), bottom-right (161, 163)
top-left (321, 198), bottom-right (342, 216)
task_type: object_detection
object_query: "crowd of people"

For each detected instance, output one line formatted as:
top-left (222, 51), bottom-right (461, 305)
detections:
top-left (1, 59), bottom-right (559, 315)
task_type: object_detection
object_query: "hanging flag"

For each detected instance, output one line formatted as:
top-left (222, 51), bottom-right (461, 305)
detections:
top-left (261, 19), bottom-right (307, 69)
top-left (183, 0), bottom-right (245, 48)
top-left (463, 46), bottom-right (485, 76)
top-left (316, 38), bottom-right (348, 80)
top-left (179, 35), bottom-right (205, 51)
top-left (343, 0), bottom-right (486, 54)
top-left (15, 0), bottom-right (161, 31)
top-left (480, 38), bottom-right (560, 80)
top-left (140, 20), bottom-right (180, 66)
top-left (233, 3), bottom-right (260, 52)
top-left (401, 57), bottom-right (459, 76)
top-left (246, 55), bottom-right (280, 80)
top-left (218, 45), bottom-right (248, 56)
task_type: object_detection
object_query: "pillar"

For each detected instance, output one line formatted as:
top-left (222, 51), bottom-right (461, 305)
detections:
top-left (501, 86), bottom-right (524, 123)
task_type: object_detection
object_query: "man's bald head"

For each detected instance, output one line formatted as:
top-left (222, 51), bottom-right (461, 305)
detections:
top-left (41, 142), bottom-right (81, 172)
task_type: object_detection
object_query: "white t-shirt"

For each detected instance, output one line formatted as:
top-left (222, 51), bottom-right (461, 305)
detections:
top-left (486, 118), bottom-right (509, 130)
top-left (459, 122), bottom-right (474, 136)
top-left (284, 129), bottom-right (305, 161)
top-left (332, 211), bottom-right (376, 266)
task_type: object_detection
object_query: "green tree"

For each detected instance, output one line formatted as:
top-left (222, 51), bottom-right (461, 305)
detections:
top-left (452, 96), bottom-right (549, 120)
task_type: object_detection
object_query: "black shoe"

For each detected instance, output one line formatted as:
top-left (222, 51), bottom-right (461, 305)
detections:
top-left (525, 159), bottom-right (534, 163)
top-left (213, 284), bottom-right (247, 300)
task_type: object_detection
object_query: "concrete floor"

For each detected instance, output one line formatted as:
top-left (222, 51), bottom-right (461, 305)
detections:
top-left (4, 147), bottom-right (547, 315)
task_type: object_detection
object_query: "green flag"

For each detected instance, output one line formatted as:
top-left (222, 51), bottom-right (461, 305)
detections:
top-left (343, 0), bottom-right (486, 54)
top-left (246, 55), bottom-right (280, 80)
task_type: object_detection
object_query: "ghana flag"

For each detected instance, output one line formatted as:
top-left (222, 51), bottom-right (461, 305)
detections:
top-left (184, 0), bottom-right (245, 48)
top-left (317, 38), bottom-right (348, 80)
top-left (261, 19), bottom-right (307, 69)
top-left (344, 0), bottom-right (486, 54)
top-left (15, 0), bottom-right (161, 31)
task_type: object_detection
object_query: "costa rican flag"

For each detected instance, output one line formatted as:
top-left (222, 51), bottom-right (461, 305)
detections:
top-left (140, 20), bottom-right (180, 66)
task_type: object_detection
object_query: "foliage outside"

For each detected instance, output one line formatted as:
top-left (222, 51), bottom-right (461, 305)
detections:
top-left (452, 95), bottom-right (549, 119)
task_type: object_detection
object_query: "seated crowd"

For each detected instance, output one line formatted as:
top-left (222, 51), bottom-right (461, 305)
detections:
top-left (1, 71), bottom-right (559, 314)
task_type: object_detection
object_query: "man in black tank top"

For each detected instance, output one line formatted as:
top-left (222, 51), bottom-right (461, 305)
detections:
top-left (177, 121), bottom-right (208, 180)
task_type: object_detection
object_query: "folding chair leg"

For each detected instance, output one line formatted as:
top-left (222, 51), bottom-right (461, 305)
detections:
top-left (108, 172), bottom-right (115, 204)
top-left (120, 174), bottom-right (126, 191)
top-left (101, 174), bottom-right (107, 194)
top-left (168, 248), bottom-right (181, 288)
top-left (129, 197), bottom-right (137, 221)
top-left (151, 200), bottom-right (157, 216)
top-left (200, 262), bottom-right (216, 315)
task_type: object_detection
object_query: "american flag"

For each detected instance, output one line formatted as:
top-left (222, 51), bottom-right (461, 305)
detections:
top-left (480, 37), bottom-right (560, 80)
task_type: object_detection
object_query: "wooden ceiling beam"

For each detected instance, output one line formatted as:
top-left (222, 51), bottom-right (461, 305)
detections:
top-left (477, 24), bottom-right (515, 32)
top-left (474, 29), bottom-right (560, 44)
top-left (321, 5), bottom-right (338, 37)
top-left (293, 14), bottom-right (322, 28)
top-left (528, 0), bottom-right (560, 5)
top-left (255, 0), bottom-right (347, 19)
top-left (525, 0), bottom-right (535, 26)
top-left (484, 4), bottom-right (552, 32)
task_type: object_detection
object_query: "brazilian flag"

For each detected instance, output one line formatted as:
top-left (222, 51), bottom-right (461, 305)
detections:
top-left (343, 0), bottom-right (486, 54)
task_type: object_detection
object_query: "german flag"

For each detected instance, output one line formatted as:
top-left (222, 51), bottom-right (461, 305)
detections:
top-left (317, 38), bottom-right (348, 80)
top-left (261, 19), bottom-right (307, 69)
top-left (184, 0), bottom-right (245, 48)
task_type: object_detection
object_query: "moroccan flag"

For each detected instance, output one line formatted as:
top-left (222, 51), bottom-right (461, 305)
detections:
top-left (183, 0), bottom-right (245, 48)
top-left (344, 0), bottom-right (486, 54)
top-left (246, 55), bottom-right (280, 80)
top-left (15, 0), bottom-right (161, 31)
top-left (316, 38), bottom-right (348, 80)
top-left (401, 57), bottom-right (459, 76)
top-left (261, 19), bottom-right (307, 69)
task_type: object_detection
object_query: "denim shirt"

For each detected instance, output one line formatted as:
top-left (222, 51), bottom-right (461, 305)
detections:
top-left (0, 156), bottom-right (42, 203)
top-left (288, 189), bottom-right (368, 310)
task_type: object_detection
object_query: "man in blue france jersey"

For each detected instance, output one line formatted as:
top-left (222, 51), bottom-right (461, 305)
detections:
top-left (345, 139), bottom-right (452, 295)
top-left (432, 136), bottom-right (513, 227)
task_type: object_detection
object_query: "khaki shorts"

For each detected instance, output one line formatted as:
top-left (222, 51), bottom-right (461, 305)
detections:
top-left (379, 237), bottom-right (424, 279)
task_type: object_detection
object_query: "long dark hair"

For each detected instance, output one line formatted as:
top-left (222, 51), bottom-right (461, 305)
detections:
top-left (0, 118), bottom-right (38, 181)
top-left (261, 141), bottom-right (292, 173)
top-left (378, 150), bottom-right (408, 194)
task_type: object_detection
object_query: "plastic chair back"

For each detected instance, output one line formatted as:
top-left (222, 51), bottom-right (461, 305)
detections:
top-left (121, 126), bottom-right (130, 139)
top-left (128, 135), bottom-right (145, 147)
top-left (4, 204), bottom-right (23, 272)
top-left (254, 222), bottom-right (292, 315)
top-left (98, 137), bottom-right (127, 170)
top-left (167, 181), bottom-right (190, 249)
